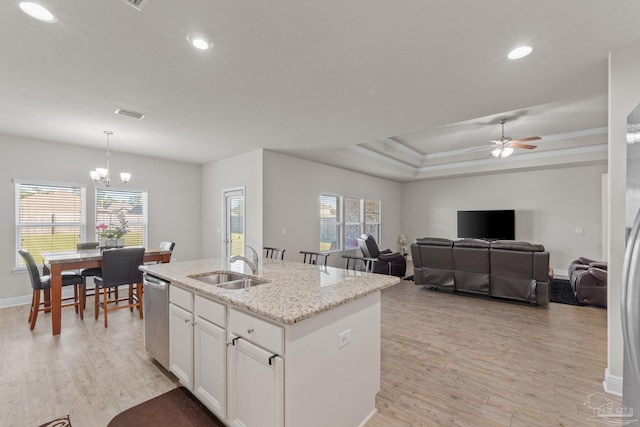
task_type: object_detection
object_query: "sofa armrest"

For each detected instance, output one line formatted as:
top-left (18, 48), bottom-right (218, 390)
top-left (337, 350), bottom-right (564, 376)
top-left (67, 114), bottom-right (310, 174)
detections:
top-left (589, 267), bottom-right (608, 282)
top-left (589, 261), bottom-right (608, 270)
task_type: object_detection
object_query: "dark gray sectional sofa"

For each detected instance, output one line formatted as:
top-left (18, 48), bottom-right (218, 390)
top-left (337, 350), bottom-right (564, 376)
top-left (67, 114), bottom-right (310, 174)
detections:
top-left (410, 237), bottom-right (551, 306)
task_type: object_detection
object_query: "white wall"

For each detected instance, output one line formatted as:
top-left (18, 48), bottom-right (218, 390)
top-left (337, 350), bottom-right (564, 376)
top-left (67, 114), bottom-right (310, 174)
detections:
top-left (262, 151), bottom-right (403, 268)
top-left (201, 150), bottom-right (263, 258)
top-left (0, 134), bottom-right (202, 305)
top-left (401, 164), bottom-right (607, 273)
top-left (606, 38), bottom-right (640, 393)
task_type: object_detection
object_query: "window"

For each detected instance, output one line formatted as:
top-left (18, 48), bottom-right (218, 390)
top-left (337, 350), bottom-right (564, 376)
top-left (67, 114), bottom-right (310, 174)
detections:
top-left (15, 180), bottom-right (86, 268)
top-left (344, 197), bottom-right (362, 250)
top-left (96, 188), bottom-right (147, 247)
top-left (364, 200), bottom-right (381, 244)
top-left (319, 194), bottom-right (382, 252)
top-left (320, 194), bottom-right (341, 251)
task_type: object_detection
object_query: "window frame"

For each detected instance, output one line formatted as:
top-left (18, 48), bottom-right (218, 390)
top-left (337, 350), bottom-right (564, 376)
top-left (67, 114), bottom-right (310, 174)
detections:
top-left (319, 193), bottom-right (342, 252)
top-left (14, 178), bottom-right (87, 269)
top-left (319, 193), bottom-right (382, 253)
top-left (95, 187), bottom-right (148, 248)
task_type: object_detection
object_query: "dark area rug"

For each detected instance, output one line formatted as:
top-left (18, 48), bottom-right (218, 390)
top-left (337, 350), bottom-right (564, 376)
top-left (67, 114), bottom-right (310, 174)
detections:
top-left (108, 387), bottom-right (224, 427)
top-left (550, 278), bottom-right (582, 306)
top-left (38, 415), bottom-right (71, 427)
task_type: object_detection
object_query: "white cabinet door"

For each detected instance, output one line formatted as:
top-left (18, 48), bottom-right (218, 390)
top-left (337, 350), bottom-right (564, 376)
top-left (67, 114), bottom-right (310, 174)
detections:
top-left (227, 334), bottom-right (284, 427)
top-left (194, 316), bottom-right (226, 420)
top-left (169, 303), bottom-right (193, 389)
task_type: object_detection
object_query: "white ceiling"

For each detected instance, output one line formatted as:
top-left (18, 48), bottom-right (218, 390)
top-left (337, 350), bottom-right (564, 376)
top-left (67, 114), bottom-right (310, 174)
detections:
top-left (2, 1), bottom-right (639, 182)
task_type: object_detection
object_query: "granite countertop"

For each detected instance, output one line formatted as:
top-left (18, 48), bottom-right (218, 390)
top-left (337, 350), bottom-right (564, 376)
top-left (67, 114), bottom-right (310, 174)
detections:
top-left (140, 258), bottom-right (400, 325)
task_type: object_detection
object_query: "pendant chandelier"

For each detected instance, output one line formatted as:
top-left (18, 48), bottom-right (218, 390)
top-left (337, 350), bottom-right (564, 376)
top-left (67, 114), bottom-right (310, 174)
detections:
top-left (90, 130), bottom-right (131, 188)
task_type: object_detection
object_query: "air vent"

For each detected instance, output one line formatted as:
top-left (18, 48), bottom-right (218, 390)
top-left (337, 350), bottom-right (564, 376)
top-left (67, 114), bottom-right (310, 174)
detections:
top-left (121, 0), bottom-right (149, 11)
top-left (115, 108), bottom-right (146, 120)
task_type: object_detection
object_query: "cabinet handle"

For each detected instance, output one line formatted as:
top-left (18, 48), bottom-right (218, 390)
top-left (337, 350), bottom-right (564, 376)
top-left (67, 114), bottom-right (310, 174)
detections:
top-left (247, 328), bottom-right (254, 334)
top-left (184, 318), bottom-right (190, 323)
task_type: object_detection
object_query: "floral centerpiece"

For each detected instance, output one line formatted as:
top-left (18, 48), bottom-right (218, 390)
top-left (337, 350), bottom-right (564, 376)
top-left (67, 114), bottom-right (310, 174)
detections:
top-left (96, 209), bottom-right (129, 247)
top-left (398, 234), bottom-right (409, 256)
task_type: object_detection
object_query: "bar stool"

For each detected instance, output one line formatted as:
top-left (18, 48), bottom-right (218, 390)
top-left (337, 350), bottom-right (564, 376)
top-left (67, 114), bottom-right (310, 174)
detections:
top-left (264, 247), bottom-right (286, 260)
top-left (300, 251), bottom-right (329, 266)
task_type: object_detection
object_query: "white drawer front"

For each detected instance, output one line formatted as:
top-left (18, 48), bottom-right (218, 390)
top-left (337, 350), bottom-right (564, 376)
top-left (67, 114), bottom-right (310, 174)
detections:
top-left (194, 295), bottom-right (225, 327)
top-left (169, 285), bottom-right (193, 312)
top-left (229, 309), bottom-right (283, 355)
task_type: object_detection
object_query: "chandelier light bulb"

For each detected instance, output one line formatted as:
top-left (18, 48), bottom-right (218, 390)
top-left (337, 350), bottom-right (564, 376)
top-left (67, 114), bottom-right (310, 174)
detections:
top-left (90, 130), bottom-right (131, 188)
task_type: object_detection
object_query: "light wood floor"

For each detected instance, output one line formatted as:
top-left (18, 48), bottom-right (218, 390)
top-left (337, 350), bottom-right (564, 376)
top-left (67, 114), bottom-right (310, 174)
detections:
top-left (368, 281), bottom-right (617, 427)
top-left (0, 281), bottom-right (615, 426)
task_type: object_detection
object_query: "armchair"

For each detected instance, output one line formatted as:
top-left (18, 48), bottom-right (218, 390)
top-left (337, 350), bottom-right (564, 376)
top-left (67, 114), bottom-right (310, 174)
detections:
top-left (357, 234), bottom-right (406, 277)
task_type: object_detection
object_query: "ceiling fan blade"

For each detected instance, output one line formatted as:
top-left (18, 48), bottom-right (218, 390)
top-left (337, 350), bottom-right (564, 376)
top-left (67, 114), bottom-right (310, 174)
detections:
top-left (511, 136), bottom-right (541, 143)
top-left (511, 142), bottom-right (537, 149)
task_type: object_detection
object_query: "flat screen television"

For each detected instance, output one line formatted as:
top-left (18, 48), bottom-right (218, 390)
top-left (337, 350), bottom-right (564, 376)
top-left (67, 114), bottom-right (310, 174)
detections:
top-left (457, 210), bottom-right (515, 241)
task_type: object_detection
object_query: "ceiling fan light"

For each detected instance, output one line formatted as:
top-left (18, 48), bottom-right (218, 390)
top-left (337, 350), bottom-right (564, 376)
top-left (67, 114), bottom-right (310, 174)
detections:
top-left (491, 148), bottom-right (502, 157)
top-left (502, 147), bottom-right (514, 157)
top-left (508, 46), bottom-right (532, 60)
top-left (90, 170), bottom-right (100, 181)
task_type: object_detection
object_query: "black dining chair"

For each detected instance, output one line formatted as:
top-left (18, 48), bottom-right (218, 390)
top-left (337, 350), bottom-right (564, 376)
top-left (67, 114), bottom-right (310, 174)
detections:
top-left (77, 241), bottom-right (105, 312)
top-left (94, 247), bottom-right (145, 328)
top-left (264, 247), bottom-right (285, 260)
top-left (300, 250), bottom-right (329, 266)
top-left (19, 249), bottom-right (84, 330)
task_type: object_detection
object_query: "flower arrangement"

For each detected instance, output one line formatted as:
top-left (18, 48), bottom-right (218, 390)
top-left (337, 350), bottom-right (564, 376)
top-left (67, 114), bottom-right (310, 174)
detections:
top-left (96, 209), bottom-right (129, 240)
top-left (398, 234), bottom-right (409, 255)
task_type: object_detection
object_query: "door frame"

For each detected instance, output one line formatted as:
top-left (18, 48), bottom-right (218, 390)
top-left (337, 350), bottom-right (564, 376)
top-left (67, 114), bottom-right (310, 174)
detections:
top-left (222, 186), bottom-right (246, 258)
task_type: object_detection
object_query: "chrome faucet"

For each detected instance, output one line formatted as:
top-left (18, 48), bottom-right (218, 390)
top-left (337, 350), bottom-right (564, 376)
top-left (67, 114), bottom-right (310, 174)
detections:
top-left (230, 245), bottom-right (259, 274)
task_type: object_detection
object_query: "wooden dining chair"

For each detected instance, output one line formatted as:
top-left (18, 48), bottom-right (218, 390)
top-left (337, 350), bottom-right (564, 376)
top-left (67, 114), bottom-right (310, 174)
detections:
top-left (19, 249), bottom-right (84, 330)
top-left (264, 247), bottom-right (285, 260)
top-left (94, 247), bottom-right (145, 328)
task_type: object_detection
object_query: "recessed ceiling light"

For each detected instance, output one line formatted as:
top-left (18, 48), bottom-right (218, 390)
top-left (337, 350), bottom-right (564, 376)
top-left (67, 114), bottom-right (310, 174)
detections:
top-left (18, 1), bottom-right (57, 22)
top-left (508, 46), bottom-right (532, 60)
top-left (187, 32), bottom-right (213, 50)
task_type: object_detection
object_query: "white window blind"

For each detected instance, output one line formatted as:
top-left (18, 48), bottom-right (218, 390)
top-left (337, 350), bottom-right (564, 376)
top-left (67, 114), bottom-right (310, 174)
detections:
top-left (364, 200), bottom-right (381, 244)
top-left (344, 197), bottom-right (363, 250)
top-left (320, 194), bottom-right (341, 251)
top-left (15, 180), bottom-right (86, 268)
top-left (96, 188), bottom-right (148, 247)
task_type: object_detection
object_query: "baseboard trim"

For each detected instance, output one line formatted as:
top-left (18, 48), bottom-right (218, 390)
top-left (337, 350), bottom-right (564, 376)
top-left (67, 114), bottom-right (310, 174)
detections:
top-left (0, 288), bottom-right (78, 309)
top-left (603, 368), bottom-right (623, 396)
top-left (553, 269), bottom-right (569, 280)
top-left (358, 408), bottom-right (378, 427)
top-left (0, 295), bottom-right (30, 308)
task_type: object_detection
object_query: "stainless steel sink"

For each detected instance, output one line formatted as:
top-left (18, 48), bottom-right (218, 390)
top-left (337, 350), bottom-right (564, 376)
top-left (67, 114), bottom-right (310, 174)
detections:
top-left (216, 278), bottom-right (268, 290)
top-left (188, 271), bottom-right (268, 289)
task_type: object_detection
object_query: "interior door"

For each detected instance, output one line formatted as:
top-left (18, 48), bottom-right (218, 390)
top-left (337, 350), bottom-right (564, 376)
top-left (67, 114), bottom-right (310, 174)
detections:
top-left (224, 188), bottom-right (245, 258)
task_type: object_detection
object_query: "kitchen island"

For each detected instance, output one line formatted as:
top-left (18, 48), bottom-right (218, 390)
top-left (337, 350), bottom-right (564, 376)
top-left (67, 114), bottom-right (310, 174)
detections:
top-left (140, 257), bottom-right (400, 427)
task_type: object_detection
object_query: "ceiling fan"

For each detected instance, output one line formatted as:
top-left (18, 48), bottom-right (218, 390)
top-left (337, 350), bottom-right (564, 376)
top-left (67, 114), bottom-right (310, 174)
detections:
top-left (489, 119), bottom-right (541, 158)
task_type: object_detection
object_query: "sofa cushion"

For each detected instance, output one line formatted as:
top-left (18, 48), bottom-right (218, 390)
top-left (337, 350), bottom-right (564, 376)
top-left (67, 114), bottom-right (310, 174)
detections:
top-left (454, 238), bottom-right (491, 248)
top-left (415, 237), bottom-right (454, 247)
top-left (491, 240), bottom-right (545, 252)
top-left (453, 244), bottom-right (490, 294)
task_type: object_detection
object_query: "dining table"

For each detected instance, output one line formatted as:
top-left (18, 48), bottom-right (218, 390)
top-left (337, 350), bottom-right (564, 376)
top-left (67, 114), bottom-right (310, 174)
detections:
top-left (42, 247), bottom-right (172, 336)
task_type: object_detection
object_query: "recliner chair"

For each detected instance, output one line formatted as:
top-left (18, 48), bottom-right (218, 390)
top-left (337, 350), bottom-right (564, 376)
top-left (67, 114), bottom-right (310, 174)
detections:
top-left (569, 257), bottom-right (607, 307)
top-left (357, 234), bottom-right (406, 277)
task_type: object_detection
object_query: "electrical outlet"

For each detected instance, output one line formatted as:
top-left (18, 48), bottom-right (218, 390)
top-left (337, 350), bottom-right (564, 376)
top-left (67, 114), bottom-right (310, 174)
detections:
top-left (338, 329), bottom-right (351, 348)
top-left (575, 227), bottom-right (584, 234)
top-left (282, 228), bottom-right (287, 235)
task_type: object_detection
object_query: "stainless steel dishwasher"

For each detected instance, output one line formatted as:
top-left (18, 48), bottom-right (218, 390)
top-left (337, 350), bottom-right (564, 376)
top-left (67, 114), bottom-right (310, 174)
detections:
top-left (143, 274), bottom-right (170, 370)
